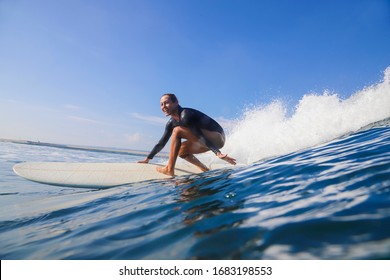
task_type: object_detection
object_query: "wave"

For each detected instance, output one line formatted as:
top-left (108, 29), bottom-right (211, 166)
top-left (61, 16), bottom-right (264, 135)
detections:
top-left (225, 67), bottom-right (390, 164)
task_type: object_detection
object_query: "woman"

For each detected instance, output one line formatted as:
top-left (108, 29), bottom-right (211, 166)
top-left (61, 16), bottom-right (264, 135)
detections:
top-left (138, 93), bottom-right (236, 176)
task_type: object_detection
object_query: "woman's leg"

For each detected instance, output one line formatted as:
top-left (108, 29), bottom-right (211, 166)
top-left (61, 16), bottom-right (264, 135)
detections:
top-left (156, 127), bottom-right (225, 176)
top-left (156, 126), bottom-right (203, 176)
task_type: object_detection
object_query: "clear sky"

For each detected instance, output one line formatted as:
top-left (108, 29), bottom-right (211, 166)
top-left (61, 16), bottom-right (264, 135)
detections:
top-left (1, 0), bottom-right (389, 150)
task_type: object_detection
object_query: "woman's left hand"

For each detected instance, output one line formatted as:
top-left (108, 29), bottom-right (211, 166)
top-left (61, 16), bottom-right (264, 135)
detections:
top-left (217, 153), bottom-right (237, 165)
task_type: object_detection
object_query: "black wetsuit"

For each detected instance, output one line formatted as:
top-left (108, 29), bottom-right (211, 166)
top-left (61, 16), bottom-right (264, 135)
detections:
top-left (147, 106), bottom-right (224, 159)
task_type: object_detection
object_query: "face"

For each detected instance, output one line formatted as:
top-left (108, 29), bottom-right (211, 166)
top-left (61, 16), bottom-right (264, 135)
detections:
top-left (160, 95), bottom-right (178, 116)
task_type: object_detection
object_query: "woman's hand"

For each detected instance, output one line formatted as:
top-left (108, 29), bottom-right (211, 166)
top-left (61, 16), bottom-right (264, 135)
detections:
top-left (138, 158), bottom-right (150, 164)
top-left (217, 152), bottom-right (237, 165)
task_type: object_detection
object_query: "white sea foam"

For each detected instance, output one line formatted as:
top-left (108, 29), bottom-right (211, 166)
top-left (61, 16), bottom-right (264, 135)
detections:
top-left (224, 67), bottom-right (390, 164)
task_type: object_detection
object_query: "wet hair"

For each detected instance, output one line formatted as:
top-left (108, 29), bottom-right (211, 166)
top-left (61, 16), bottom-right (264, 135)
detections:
top-left (162, 93), bottom-right (178, 103)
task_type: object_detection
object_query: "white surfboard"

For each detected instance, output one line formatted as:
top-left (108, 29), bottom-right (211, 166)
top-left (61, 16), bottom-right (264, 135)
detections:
top-left (13, 162), bottom-right (227, 188)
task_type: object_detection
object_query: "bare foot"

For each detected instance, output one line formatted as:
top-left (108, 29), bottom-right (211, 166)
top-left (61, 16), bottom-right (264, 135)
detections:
top-left (156, 166), bottom-right (174, 176)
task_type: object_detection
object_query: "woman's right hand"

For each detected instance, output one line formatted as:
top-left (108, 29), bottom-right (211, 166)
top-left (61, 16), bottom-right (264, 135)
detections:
top-left (138, 158), bottom-right (150, 164)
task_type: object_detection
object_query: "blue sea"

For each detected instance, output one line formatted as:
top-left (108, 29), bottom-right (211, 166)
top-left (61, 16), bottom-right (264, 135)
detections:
top-left (0, 119), bottom-right (389, 259)
top-left (1, 70), bottom-right (390, 260)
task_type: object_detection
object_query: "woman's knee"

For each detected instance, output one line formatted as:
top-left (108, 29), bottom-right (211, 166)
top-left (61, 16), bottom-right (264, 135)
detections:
top-left (179, 153), bottom-right (189, 159)
top-left (172, 126), bottom-right (185, 138)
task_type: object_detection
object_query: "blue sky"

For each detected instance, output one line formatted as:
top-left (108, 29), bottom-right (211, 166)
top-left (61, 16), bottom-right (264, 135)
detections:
top-left (1, 0), bottom-right (389, 150)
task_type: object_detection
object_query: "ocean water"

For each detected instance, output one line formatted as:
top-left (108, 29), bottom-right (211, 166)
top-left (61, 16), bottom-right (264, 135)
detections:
top-left (1, 69), bottom-right (390, 260)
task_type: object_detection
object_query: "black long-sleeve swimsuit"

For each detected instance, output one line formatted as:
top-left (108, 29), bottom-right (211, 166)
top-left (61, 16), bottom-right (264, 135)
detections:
top-left (147, 106), bottom-right (224, 159)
